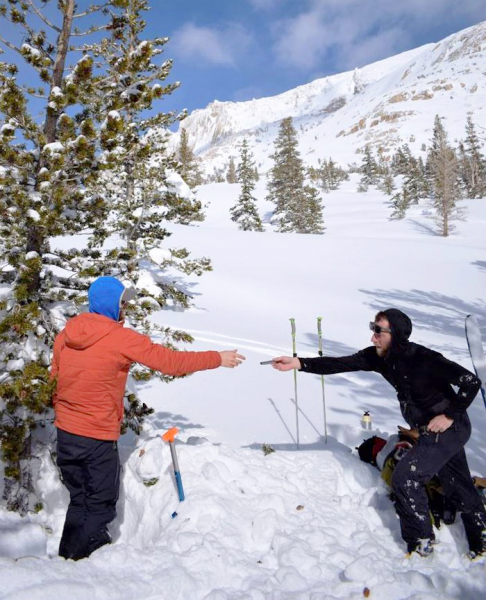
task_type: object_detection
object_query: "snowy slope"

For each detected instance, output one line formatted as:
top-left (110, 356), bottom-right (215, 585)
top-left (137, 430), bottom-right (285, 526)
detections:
top-left (1, 176), bottom-right (486, 599)
top-left (172, 22), bottom-right (486, 174)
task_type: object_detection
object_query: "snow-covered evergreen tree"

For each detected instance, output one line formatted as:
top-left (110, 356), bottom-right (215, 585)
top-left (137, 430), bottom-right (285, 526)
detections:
top-left (358, 146), bottom-right (379, 190)
top-left (459, 117), bottom-right (486, 198)
top-left (309, 158), bottom-right (348, 193)
top-left (402, 155), bottom-right (428, 204)
top-left (266, 117), bottom-right (324, 234)
top-left (0, 0), bottom-right (113, 512)
top-left (0, 0), bottom-right (211, 513)
top-left (230, 139), bottom-right (263, 231)
top-left (378, 170), bottom-right (395, 195)
top-left (83, 0), bottom-right (212, 408)
top-left (391, 145), bottom-right (413, 176)
top-left (226, 157), bottom-right (237, 184)
top-left (390, 189), bottom-right (411, 220)
top-left (177, 127), bottom-right (203, 188)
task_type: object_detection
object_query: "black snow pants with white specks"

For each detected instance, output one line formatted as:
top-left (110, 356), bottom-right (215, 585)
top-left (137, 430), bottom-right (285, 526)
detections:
top-left (391, 413), bottom-right (486, 552)
top-left (57, 428), bottom-right (120, 560)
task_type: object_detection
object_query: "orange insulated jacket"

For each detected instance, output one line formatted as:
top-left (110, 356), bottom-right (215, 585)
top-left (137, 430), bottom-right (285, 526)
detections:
top-left (51, 312), bottom-right (221, 440)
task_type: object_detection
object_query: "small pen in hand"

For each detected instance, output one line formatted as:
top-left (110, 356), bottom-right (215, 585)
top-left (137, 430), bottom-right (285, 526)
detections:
top-left (260, 360), bottom-right (275, 365)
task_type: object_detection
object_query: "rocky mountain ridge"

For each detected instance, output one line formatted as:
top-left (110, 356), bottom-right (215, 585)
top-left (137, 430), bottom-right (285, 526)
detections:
top-left (172, 21), bottom-right (486, 174)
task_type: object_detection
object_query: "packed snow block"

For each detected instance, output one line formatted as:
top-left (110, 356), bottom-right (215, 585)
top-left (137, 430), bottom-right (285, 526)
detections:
top-left (0, 519), bottom-right (47, 559)
top-left (251, 508), bottom-right (279, 547)
top-left (201, 460), bottom-right (233, 489)
top-left (134, 437), bottom-right (168, 485)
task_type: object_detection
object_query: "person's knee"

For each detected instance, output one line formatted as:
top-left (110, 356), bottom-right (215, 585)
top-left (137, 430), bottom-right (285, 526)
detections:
top-left (392, 461), bottom-right (408, 491)
top-left (392, 457), bottom-right (422, 492)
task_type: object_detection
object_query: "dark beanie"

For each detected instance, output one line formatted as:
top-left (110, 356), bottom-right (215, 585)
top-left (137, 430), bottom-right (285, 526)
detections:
top-left (382, 308), bottom-right (412, 355)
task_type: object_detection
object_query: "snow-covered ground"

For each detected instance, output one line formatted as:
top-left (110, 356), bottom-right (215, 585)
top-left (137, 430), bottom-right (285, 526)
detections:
top-left (1, 178), bottom-right (486, 599)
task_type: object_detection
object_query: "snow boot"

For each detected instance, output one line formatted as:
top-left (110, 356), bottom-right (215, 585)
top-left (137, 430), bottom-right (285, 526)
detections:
top-left (467, 531), bottom-right (486, 560)
top-left (407, 538), bottom-right (434, 557)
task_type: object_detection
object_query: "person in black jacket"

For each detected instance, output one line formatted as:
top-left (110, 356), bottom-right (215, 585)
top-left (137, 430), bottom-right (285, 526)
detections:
top-left (272, 308), bottom-right (486, 558)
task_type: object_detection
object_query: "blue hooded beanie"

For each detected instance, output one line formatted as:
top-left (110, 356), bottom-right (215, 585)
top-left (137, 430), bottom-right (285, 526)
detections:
top-left (88, 276), bottom-right (125, 322)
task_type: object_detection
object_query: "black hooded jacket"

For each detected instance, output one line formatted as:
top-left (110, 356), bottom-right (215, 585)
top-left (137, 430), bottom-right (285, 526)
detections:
top-left (299, 309), bottom-right (481, 428)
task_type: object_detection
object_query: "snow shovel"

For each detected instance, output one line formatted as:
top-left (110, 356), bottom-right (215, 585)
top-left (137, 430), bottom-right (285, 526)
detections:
top-left (162, 427), bottom-right (185, 502)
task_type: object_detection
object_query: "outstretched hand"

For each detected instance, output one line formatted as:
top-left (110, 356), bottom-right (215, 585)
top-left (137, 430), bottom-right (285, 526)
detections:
top-left (219, 350), bottom-right (245, 368)
top-left (271, 356), bottom-right (301, 371)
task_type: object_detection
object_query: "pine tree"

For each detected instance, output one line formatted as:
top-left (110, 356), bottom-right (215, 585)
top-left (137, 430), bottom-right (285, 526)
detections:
top-left (390, 189), bottom-right (411, 220)
top-left (391, 145), bottom-right (413, 176)
top-left (358, 146), bottom-right (379, 189)
top-left (299, 185), bottom-right (325, 234)
top-left (309, 158), bottom-right (348, 193)
top-left (85, 0), bottom-right (211, 407)
top-left (378, 170), bottom-right (395, 195)
top-left (427, 115), bottom-right (465, 236)
top-left (402, 155), bottom-right (426, 204)
top-left (388, 145), bottom-right (430, 219)
top-left (266, 117), bottom-right (324, 234)
top-left (226, 157), bottom-right (237, 183)
top-left (177, 127), bottom-right (203, 188)
top-left (0, 0), bottom-right (111, 512)
top-left (460, 117), bottom-right (486, 198)
top-left (230, 139), bottom-right (263, 231)
top-left (0, 0), bottom-right (211, 513)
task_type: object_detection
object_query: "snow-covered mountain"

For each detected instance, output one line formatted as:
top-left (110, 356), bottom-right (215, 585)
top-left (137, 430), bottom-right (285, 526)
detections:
top-left (174, 21), bottom-right (486, 174)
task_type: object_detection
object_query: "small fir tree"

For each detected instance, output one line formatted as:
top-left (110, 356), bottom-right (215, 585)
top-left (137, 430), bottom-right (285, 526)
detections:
top-left (177, 127), bottom-right (203, 188)
top-left (358, 146), bottom-right (379, 189)
top-left (390, 189), bottom-right (411, 220)
top-left (309, 158), bottom-right (348, 193)
top-left (391, 145), bottom-right (413, 176)
top-left (266, 117), bottom-right (324, 234)
top-left (402, 155), bottom-right (427, 204)
top-left (378, 170), bottom-right (395, 195)
top-left (230, 139), bottom-right (263, 231)
top-left (226, 157), bottom-right (237, 183)
top-left (460, 117), bottom-right (486, 198)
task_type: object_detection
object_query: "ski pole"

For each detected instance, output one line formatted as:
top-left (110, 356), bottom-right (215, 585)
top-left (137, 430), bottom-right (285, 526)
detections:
top-left (317, 317), bottom-right (328, 444)
top-left (290, 318), bottom-right (300, 448)
top-left (162, 427), bottom-right (185, 502)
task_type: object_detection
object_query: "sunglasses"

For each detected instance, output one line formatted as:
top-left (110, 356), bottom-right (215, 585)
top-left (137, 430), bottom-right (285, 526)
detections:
top-left (369, 322), bottom-right (392, 335)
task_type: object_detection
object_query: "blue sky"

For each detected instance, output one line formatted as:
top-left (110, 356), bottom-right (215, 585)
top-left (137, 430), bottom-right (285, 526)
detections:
top-left (150, 0), bottom-right (486, 115)
top-left (1, 0), bottom-right (486, 120)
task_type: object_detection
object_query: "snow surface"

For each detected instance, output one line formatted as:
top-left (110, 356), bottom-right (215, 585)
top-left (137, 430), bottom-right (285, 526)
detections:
top-left (1, 175), bottom-right (486, 599)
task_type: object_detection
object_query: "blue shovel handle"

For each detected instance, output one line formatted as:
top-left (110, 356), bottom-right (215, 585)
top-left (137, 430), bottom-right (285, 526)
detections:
top-left (174, 470), bottom-right (185, 502)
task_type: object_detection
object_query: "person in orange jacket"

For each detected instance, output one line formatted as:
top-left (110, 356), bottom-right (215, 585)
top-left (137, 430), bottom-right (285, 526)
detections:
top-left (51, 276), bottom-right (244, 560)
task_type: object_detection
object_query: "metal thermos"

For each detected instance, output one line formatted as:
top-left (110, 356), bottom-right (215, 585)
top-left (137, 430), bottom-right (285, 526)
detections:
top-left (361, 411), bottom-right (372, 430)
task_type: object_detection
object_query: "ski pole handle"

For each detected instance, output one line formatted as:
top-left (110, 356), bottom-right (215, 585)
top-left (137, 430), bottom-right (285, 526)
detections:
top-left (290, 318), bottom-right (297, 356)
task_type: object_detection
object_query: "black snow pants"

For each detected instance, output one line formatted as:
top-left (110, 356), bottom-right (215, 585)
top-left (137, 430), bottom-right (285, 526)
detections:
top-left (392, 413), bottom-right (486, 553)
top-left (57, 428), bottom-right (120, 560)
